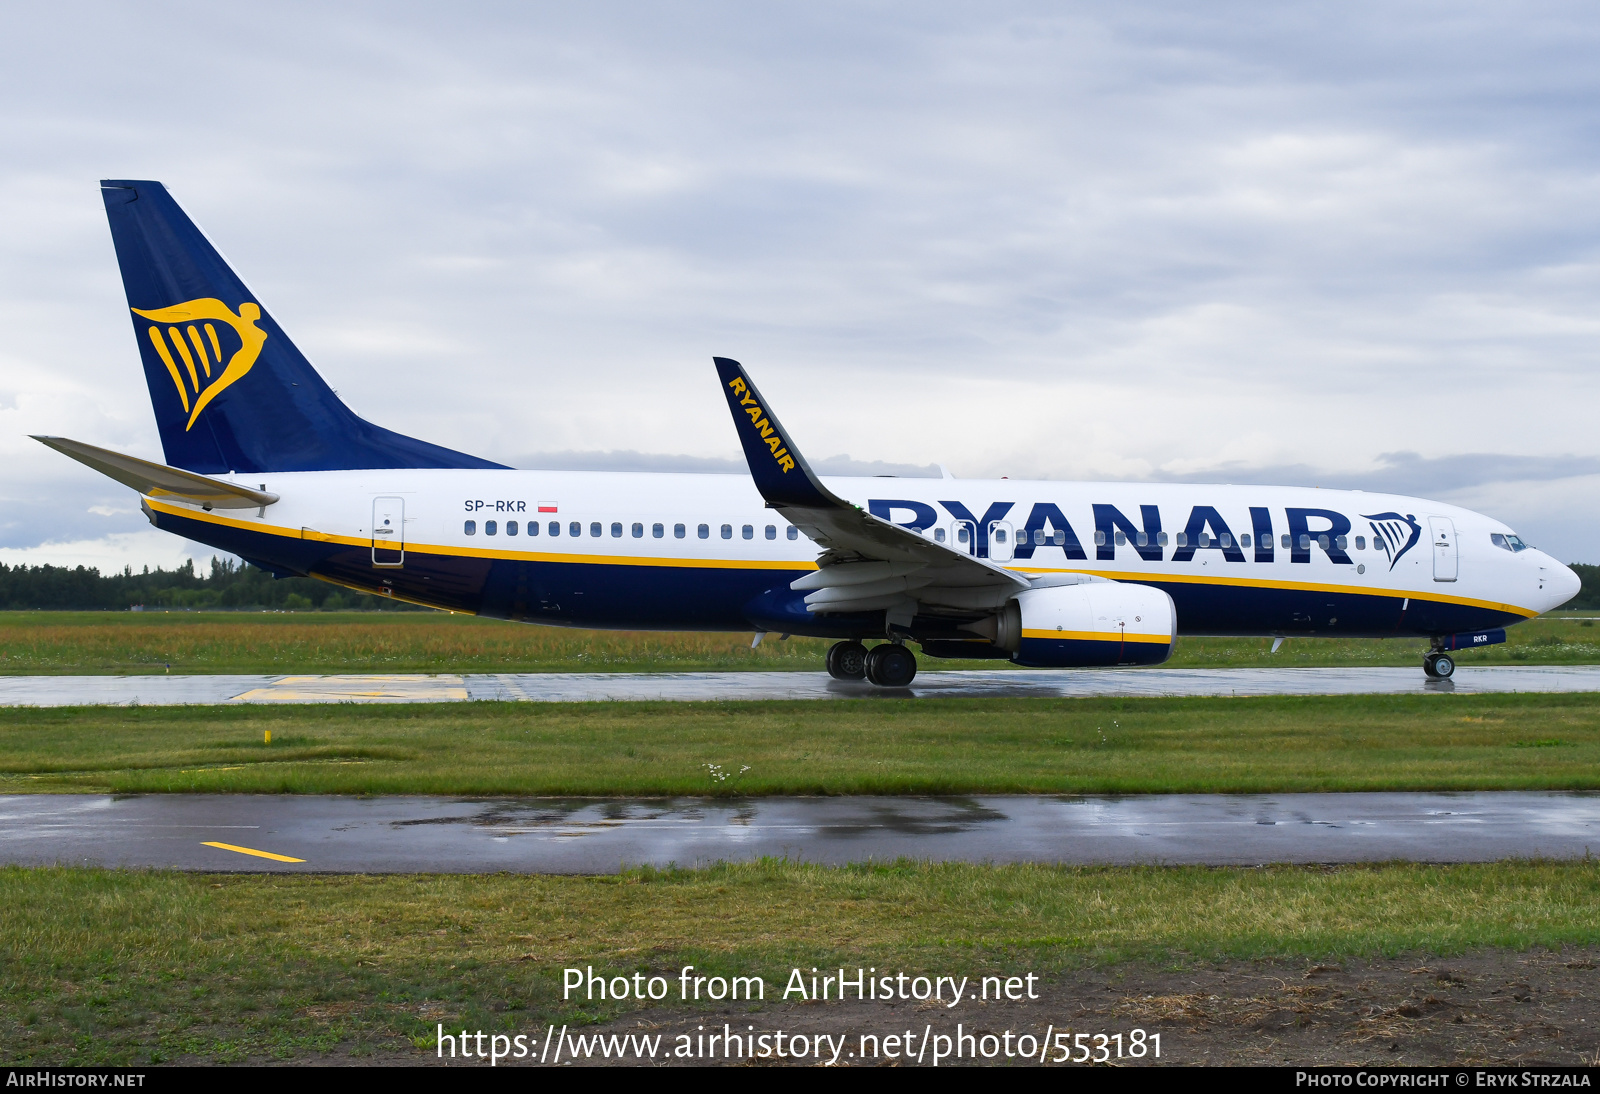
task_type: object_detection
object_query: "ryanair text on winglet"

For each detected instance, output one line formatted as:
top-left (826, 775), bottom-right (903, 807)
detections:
top-left (727, 377), bottom-right (795, 473)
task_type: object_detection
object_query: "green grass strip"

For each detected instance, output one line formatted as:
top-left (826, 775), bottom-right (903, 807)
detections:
top-left (3, 861), bottom-right (1598, 1064)
top-left (3, 610), bottom-right (1600, 675)
top-left (5, 692), bottom-right (1600, 795)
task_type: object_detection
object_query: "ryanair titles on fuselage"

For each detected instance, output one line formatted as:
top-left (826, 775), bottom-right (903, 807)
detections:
top-left (867, 497), bottom-right (1421, 570)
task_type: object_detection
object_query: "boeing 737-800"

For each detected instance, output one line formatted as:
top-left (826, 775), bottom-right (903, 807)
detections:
top-left (34, 180), bottom-right (1580, 686)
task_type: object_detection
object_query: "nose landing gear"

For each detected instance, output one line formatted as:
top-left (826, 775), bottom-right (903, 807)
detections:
top-left (826, 640), bottom-right (918, 686)
top-left (1423, 651), bottom-right (1455, 679)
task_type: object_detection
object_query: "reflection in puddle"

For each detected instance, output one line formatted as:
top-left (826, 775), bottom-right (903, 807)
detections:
top-left (385, 796), bottom-right (1013, 841)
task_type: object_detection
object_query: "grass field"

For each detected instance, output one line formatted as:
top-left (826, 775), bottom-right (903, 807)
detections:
top-left (3, 860), bottom-right (1597, 1064)
top-left (1, 610), bottom-right (1598, 675)
top-left (3, 692), bottom-right (1600, 795)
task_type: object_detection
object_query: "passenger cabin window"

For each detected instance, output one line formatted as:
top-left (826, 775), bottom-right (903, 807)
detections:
top-left (721, 524), bottom-right (733, 539)
top-left (935, 528), bottom-right (947, 543)
top-left (528, 520), bottom-right (540, 536)
top-left (610, 522), bottom-right (622, 538)
top-left (486, 520), bottom-right (497, 536)
top-left (787, 526), bottom-right (799, 540)
top-left (742, 524), bottom-right (753, 539)
top-left (569, 522), bottom-right (580, 537)
top-left (1197, 533), bottom-right (1210, 547)
top-left (1281, 534), bottom-right (1292, 549)
top-left (765, 525), bottom-right (776, 540)
top-left (1135, 532), bottom-right (1147, 547)
top-left (464, 520), bottom-right (476, 535)
top-left (675, 523), bottom-right (686, 539)
top-left (1157, 532), bottom-right (1169, 546)
top-left (1335, 535), bottom-right (1347, 550)
top-left (1093, 530), bottom-right (1106, 546)
top-left (652, 523), bottom-right (664, 538)
top-left (958, 526), bottom-right (971, 545)
top-left (1175, 532), bottom-right (1188, 547)
top-left (506, 521), bottom-right (518, 536)
top-left (631, 522), bottom-right (643, 538)
top-left (1111, 531), bottom-right (1122, 546)
top-left (1355, 536), bottom-right (1364, 550)
top-left (698, 524), bottom-right (710, 539)
top-left (1299, 534), bottom-right (1312, 550)
top-left (588, 522), bottom-right (599, 537)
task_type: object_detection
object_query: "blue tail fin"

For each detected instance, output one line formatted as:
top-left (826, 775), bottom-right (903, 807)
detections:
top-left (100, 180), bottom-right (507, 474)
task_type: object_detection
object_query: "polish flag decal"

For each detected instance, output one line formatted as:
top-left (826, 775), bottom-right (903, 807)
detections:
top-left (538, 502), bottom-right (558, 513)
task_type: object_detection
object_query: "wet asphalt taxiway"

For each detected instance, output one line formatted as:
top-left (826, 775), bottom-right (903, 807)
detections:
top-left (3, 792), bottom-right (1596, 873)
top-left (2, 664), bottom-right (1600, 706)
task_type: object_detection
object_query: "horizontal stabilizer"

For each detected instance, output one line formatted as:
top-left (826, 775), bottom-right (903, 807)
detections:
top-left (33, 435), bottom-right (279, 510)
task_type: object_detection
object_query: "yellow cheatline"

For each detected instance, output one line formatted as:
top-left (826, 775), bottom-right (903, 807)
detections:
top-left (201, 841), bottom-right (304, 863)
top-left (143, 495), bottom-right (1534, 617)
top-left (1020, 628), bottom-right (1170, 644)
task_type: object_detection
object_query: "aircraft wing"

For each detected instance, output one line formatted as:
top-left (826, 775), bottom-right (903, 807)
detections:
top-left (713, 357), bottom-right (1026, 623)
top-left (33, 435), bottom-right (279, 510)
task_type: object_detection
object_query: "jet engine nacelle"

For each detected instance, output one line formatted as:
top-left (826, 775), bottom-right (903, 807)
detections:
top-left (970, 582), bottom-right (1176, 667)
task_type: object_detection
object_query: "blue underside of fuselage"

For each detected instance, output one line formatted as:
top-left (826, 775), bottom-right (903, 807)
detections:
top-left (155, 508), bottom-right (1526, 640)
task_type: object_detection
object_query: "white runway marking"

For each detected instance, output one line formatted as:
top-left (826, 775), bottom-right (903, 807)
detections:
top-left (0, 665), bottom-right (1599, 706)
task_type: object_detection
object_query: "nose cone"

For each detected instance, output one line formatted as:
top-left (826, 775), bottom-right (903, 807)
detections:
top-left (1549, 560), bottom-right (1582, 611)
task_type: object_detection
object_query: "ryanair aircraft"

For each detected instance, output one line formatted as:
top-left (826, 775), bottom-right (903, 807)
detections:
top-left (37, 180), bottom-right (1579, 686)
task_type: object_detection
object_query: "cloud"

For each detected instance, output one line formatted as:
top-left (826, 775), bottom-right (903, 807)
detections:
top-left (1158, 451), bottom-right (1600, 496)
top-left (511, 450), bottom-right (941, 477)
top-left (3, 3), bottom-right (1599, 564)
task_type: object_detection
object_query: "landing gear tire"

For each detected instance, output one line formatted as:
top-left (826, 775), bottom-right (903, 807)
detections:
top-left (826, 641), bottom-right (869, 680)
top-left (864, 643), bottom-right (918, 687)
top-left (1424, 653), bottom-right (1455, 679)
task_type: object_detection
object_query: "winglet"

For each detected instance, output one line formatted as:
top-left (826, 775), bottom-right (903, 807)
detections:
top-left (714, 357), bottom-right (844, 509)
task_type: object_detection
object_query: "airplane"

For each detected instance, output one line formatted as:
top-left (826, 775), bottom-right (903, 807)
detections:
top-left (34, 179), bottom-right (1580, 686)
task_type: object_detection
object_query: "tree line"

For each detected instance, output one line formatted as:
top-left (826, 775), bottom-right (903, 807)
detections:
top-left (0, 558), bottom-right (427, 611)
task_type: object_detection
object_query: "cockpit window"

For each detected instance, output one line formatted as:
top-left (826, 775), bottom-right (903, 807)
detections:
top-left (1491, 532), bottom-right (1530, 552)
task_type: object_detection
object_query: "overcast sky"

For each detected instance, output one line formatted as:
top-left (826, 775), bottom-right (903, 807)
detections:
top-left (3, 2), bottom-right (1600, 570)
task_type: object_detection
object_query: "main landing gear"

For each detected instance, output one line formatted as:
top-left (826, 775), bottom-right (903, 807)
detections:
top-left (1423, 651), bottom-right (1456, 680)
top-left (826, 641), bottom-right (917, 687)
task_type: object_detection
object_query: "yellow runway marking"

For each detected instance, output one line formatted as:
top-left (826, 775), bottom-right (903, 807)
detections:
top-left (201, 841), bottom-right (305, 863)
top-left (230, 674), bottom-right (469, 703)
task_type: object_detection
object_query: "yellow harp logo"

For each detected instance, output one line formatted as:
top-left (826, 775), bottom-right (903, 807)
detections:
top-left (131, 298), bottom-right (268, 431)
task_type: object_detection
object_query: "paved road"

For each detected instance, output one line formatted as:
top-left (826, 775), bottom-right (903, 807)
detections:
top-left (3, 792), bottom-right (1596, 872)
top-left (2, 665), bottom-right (1599, 706)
